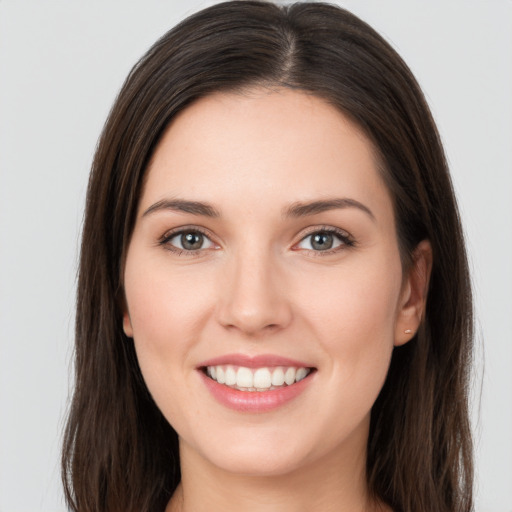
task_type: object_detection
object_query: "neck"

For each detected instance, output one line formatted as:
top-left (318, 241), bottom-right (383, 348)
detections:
top-left (166, 428), bottom-right (387, 512)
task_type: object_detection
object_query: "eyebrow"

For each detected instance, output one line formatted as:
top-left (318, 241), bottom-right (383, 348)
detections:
top-left (284, 198), bottom-right (375, 221)
top-left (142, 197), bottom-right (375, 221)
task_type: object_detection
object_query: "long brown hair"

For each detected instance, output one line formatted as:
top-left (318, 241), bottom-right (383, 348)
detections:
top-left (62, 2), bottom-right (474, 511)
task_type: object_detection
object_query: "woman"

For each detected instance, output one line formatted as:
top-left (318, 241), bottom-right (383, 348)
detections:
top-left (61, 1), bottom-right (474, 511)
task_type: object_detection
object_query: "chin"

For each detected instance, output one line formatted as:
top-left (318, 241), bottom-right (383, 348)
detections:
top-left (205, 445), bottom-right (308, 477)
top-left (178, 423), bottom-right (309, 477)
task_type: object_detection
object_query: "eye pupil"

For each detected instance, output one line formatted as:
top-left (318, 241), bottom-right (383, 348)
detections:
top-left (312, 233), bottom-right (333, 250)
top-left (182, 232), bottom-right (203, 250)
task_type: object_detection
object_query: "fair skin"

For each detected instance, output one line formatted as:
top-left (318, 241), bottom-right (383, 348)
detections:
top-left (122, 88), bottom-right (432, 512)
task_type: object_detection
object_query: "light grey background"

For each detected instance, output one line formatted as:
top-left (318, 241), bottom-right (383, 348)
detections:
top-left (0, 1), bottom-right (510, 511)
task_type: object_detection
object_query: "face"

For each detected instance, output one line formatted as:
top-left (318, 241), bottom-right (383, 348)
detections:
top-left (122, 88), bottom-right (424, 477)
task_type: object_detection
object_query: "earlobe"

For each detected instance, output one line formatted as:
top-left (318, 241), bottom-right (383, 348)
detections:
top-left (120, 290), bottom-right (134, 338)
top-left (395, 240), bottom-right (433, 346)
top-left (123, 311), bottom-right (134, 338)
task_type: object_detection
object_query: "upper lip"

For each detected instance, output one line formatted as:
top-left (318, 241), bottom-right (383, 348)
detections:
top-left (198, 353), bottom-right (314, 369)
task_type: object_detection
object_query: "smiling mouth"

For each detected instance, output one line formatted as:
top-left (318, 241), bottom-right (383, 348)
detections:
top-left (201, 365), bottom-right (316, 392)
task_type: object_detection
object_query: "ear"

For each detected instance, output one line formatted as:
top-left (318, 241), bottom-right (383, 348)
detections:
top-left (118, 258), bottom-right (134, 338)
top-left (394, 240), bottom-right (433, 346)
top-left (121, 295), bottom-right (134, 338)
top-left (123, 311), bottom-right (134, 338)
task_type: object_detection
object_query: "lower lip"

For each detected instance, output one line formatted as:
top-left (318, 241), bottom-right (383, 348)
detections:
top-left (198, 370), bottom-right (314, 413)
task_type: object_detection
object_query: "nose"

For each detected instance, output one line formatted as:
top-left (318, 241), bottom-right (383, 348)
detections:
top-left (215, 246), bottom-right (293, 337)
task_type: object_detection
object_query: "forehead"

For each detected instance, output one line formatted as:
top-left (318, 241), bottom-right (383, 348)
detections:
top-left (141, 88), bottom-right (392, 222)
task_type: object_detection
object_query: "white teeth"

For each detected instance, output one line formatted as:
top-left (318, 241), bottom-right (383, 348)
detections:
top-left (225, 366), bottom-right (237, 385)
top-left (271, 367), bottom-right (285, 386)
top-left (284, 367), bottom-right (296, 385)
top-left (216, 366), bottom-right (226, 384)
top-left (236, 367), bottom-right (253, 388)
top-left (296, 367), bottom-right (308, 382)
top-left (205, 365), bottom-right (312, 391)
top-left (253, 368), bottom-right (272, 388)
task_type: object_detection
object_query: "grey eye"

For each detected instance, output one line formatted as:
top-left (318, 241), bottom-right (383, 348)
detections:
top-left (180, 232), bottom-right (204, 250)
top-left (297, 231), bottom-right (345, 252)
top-left (310, 232), bottom-right (335, 250)
top-left (167, 230), bottom-right (215, 252)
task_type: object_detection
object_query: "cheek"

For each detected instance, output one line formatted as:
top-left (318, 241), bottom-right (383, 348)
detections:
top-left (300, 263), bottom-right (400, 440)
top-left (124, 266), bottom-right (206, 429)
top-left (303, 255), bottom-right (401, 381)
top-left (123, 256), bottom-right (201, 383)
top-left (125, 254), bottom-right (207, 339)
top-left (306, 255), bottom-right (399, 331)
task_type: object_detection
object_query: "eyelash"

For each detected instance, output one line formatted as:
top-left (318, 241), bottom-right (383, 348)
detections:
top-left (158, 225), bottom-right (355, 258)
